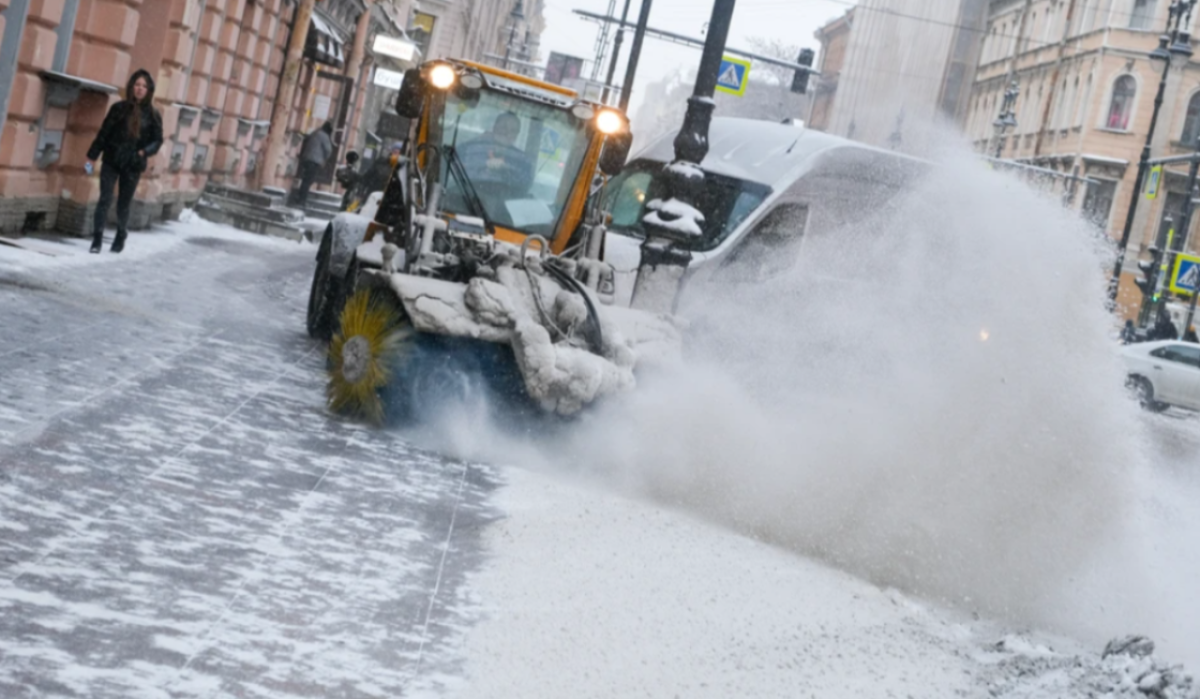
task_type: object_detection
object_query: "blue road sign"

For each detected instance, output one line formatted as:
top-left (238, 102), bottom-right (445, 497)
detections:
top-left (716, 56), bottom-right (751, 97)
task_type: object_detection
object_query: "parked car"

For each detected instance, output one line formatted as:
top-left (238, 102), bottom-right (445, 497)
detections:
top-left (1121, 340), bottom-right (1200, 412)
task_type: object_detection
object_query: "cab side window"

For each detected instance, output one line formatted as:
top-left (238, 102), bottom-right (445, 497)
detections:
top-left (608, 171), bottom-right (653, 231)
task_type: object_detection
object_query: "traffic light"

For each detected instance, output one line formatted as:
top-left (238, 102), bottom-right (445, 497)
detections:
top-left (791, 48), bottom-right (815, 94)
top-left (1136, 245), bottom-right (1163, 299)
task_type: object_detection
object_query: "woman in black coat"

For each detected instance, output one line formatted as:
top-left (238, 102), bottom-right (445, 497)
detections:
top-left (86, 69), bottom-right (163, 253)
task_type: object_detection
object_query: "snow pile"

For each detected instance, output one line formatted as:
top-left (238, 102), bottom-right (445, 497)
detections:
top-left (983, 635), bottom-right (1197, 698)
top-left (644, 196), bottom-right (705, 238)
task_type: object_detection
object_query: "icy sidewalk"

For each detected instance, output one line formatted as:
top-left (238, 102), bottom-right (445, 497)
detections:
top-left (0, 210), bottom-right (309, 274)
top-left (442, 467), bottom-right (1199, 699)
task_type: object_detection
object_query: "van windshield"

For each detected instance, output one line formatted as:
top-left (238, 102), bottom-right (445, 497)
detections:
top-left (600, 159), bottom-right (771, 251)
top-left (436, 88), bottom-right (591, 237)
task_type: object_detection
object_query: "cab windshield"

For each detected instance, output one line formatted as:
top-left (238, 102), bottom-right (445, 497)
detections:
top-left (437, 87), bottom-right (591, 237)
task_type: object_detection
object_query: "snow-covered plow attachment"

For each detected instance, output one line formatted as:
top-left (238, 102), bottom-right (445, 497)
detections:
top-left (328, 241), bottom-right (681, 423)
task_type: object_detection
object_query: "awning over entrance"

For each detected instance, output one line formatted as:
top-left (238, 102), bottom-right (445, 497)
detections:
top-left (306, 12), bottom-right (345, 68)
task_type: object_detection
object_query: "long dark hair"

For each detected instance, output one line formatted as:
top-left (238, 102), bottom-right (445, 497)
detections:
top-left (126, 75), bottom-right (150, 138)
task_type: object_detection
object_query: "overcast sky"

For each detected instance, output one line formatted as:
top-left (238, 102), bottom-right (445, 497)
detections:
top-left (538, 0), bottom-right (851, 114)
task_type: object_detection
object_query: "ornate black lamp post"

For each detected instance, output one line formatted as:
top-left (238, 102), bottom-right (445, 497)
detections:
top-left (630, 0), bottom-right (736, 313)
top-left (1107, 0), bottom-right (1195, 306)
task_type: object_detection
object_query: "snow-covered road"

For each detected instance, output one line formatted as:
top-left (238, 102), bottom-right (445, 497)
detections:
top-left (0, 220), bottom-right (1198, 698)
top-left (0, 224), bottom-right (498, 697)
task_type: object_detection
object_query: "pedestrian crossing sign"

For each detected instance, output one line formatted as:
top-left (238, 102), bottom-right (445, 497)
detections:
top-left (715, 56), bottom-right (751, 97)
top-left (1146, 165), bottom-right (1163, 199)
top-left (1170, 253), bottom-right (1200, 296)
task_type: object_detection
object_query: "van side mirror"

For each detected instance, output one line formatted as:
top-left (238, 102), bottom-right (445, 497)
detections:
top-left (395, 68), bottom-right (425, 119)
top-left (599, 131), bottom-right (633, 176)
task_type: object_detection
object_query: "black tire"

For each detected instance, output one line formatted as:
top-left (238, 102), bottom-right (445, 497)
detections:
top-left (307, 225), bottom-right (350, 342)
top-left (1128, 375), bottom-right (1169, 413)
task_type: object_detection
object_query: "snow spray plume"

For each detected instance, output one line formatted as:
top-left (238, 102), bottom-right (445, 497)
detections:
top-left (420, 149), bottom-right (1194, 662)
top-left (559, 151), bottom-right (1168, 641)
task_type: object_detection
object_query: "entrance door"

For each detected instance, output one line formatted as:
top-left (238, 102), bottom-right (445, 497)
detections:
top-left (314, 70), bottom-right (354, 185)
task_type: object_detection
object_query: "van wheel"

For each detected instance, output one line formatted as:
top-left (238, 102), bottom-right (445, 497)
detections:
top-left (1128, 376), bottom-right (1169, 413)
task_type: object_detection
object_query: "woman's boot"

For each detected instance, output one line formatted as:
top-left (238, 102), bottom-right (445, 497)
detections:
top-left (89, 232), bottom-right (103, 254)
top-left (110, 230), bottom-right (126, 253)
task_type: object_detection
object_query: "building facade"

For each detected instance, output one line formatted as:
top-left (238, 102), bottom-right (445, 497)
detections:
top-left (811, 0), bottom-right (987, 154)
top-left (961, 0), bottom-right (1200, 315)
top-left (0, 0), bottom-right (539, 238)
top-left (408, 0), bottom-right (544, 71)
top-left (810, 9), bottom-right (853, 132)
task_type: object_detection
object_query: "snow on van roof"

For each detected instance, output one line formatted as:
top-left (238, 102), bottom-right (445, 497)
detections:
top-left (635, 117), bottom-right (925, 188)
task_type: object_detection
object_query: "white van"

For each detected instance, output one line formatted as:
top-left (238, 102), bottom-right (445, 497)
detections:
top-left (599, 117), bottom-right (929, 305)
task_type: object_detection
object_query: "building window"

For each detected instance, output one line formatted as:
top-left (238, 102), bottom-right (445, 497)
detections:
top-left (1107, 75), bottom-right (1136, 130)
top-left (1183, 93), bottom-right (1200, 145)
top-left (412, 12), bottom-right (437, 58)
top-left (1129, 0), bottom-right (1154, 29)
top-left (1083, 179), bottom-right (1117, 230)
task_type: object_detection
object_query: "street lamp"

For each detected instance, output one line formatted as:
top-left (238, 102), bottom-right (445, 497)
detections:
top-left (992, 80), bottom-right (1019, 159)
top-left (502, 0), bottom-right (525, 71)
top-left (1107, 0), bottom-right (1196, 306)
top-left (629, 0), bottom-right (736, 314)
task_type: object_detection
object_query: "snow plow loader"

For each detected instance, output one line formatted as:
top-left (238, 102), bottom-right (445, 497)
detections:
top-left (307, 59), bottom-right (682, 423)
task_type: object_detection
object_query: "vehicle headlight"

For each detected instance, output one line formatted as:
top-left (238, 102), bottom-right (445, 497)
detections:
top-left (429, 63), bottom-right (456, 90)
top-left (596, 109), bottom-right (624, 135)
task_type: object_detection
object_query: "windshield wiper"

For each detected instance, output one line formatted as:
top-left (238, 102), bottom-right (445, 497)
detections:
top-left (438, 111), bottom-right (495, 236)
top-left (444, 145), bottom-right (496, 236)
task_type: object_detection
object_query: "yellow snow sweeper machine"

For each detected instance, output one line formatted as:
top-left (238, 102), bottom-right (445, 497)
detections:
top-left (306, 59), bottom-right (682, 424)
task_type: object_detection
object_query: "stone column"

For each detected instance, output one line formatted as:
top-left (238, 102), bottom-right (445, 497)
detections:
top-left (0, 0), bottom-right (58, 233)
top-left (258, 0), bottom-right (315, 189)
top-left (339, 3), bottom-right (371, 161)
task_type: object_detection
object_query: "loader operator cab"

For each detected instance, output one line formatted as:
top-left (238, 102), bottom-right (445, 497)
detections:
top-left (387, 59), bottom-right (634, 253)
top-left (437, 92), bottom-right (588, 235)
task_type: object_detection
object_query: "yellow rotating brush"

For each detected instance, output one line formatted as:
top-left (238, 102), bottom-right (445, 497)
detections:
top-left (326, 288), bottom-right (410, 424)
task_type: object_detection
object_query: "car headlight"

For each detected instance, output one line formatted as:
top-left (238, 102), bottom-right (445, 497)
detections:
top-left (596, 109), bottom-right (624, 135)
top-left (429, 63), bottom-right (456, 90)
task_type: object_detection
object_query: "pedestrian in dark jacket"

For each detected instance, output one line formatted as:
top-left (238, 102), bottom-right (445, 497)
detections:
top-left (1185, 325), bottom-right (1198, 343)
top-left (355, 142), bottom-right (404, 201)
top-left (86, 69), bottom-right (163, 253)
top-left (1152, 310), bottom-right (1178, 341)
top-left (336, 151), bottom-right (360, 211)
top-left (1120, 319), bottom-right (1139, 344)
top-left (296, 122), bottom-right (334, 206)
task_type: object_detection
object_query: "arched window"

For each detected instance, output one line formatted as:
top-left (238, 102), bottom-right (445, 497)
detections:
top-left (1183, 93), bottom-right (1200, 146)
top-left (1107, 75), bottom-right (1136, 130)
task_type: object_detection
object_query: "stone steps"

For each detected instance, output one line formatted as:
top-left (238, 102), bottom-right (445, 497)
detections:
top-left (195, 182), bottom-right (307, 241)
